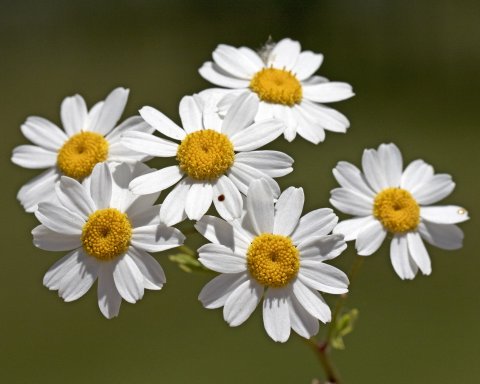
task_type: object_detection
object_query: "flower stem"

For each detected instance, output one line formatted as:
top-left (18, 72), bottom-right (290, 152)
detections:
top-left (310, 254), bottom-right (365, 383)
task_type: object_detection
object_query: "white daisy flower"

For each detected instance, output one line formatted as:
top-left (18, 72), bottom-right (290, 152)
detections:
top-left (11, 87), bottom-right (153, 212)
top-left (195, 179), bottom-right (349, 342)
top-left (330, 143), bottom-right (469, 280)
top-left (32, 162), bottom-right (185, 319)
top-left (121, 93), bottom-right (292, 225)
top-left (198, 37), bottom-right (354, 144)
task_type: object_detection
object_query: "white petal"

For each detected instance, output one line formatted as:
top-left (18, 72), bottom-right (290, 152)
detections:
top-left (97, 262), bottom-right (122, 319)
top-left (333, 216), bottom-right (375, 242)
top-left (297, 234), bottom-right (347, 261)
top-left (107, 142), bottom-right (151, 163)
top-left (412, 174), bottom-right (455, 205)
top-left (128, 204), bottom-right (162, 228)
top-left (43, 248), bottom-right (83, 290)
top-left (139, 106), bottom-right (186, 140)
top-left (105, 115), bottom-right (154, 142)
top-left (129, 165), bottom-right (183, 195)
top-left (111, 163), bottom-right (159, 212)
top-left (420, 205), bottom-right (469, 224)
top-left (361, 148), bottom-right (389, 191)
top-left (199, 272), bottom-right (248, 309)
top-left (128, 247), bottom-right (166, 290)
top-left (35, 202), bottom-right (84, 235)
top-left (378, 143), bottom-right (403, 187)
top-left (228, 162), bottom-right (280, 197)
top-left (21, 116), bottom-right (67, 151)
top-left (56, 176), bottom-right (95, 219)
top-left (299, 100), bottom-right (350, 133)
top-left (234, 150), bottom-right (293, 178)
top-left (159, 179), bottom-right (190, 226)
top-left (238, 46), bottom-right (264, 68)
top-left (90, 87), bottom-right (129, 135)
top-left (17, 168), bottom-right (59, 212)
top-left (294, 106), bottom-right (326, 144)
top-left (195, 215), bottom-right (237, 250)
top-left (198, 243), bottom-right (246, 273)
top-left (273, 187), bottom-right (304, 236)
top-left (213, 44), bottom-right (259, 78)
top-left (299, 260), bottom-right (349, 294)
top-left (246, 179), bottom-right (274, 234)
top-left (185, 182), bottom-right (213, 220)
top-left (332, 161), bottom-right (375, 198)
top-left (293, 51), bottom-right (323, 80)
top-left (407, 232), bottom-right (432, 275)
top-left (329, 188), bottom-right (373, 216)
top-left (292, 208), bottom-right (339, 243)
top-left (121, 131), bottom-right (178, 157)
top-left (390, 235), bottom-right (417, 279)
top-left (61, 94), bottom-right (88, 135)
top-left (268, 38), bottom-right (301, 70)
top-left (199, 62), bottom-right (251, 88)
top-left (263, 288), bottom-right (291, 342)
top-left (401, 159), bottom-right (434, 192)
top-left (32, 225), bottom-right (81, 251)
top-left (58, 252), bottom-right (98, 302)
top-left (11, 145), bottom-right (57, 169)
top-left (131, 225), bottom-right (185, 253)
top-left (355, 219), bottom-right (387, 256)
top-left (223, 279), bottom-right (263, 326)
top-left (222, 92), bottom-right (258, 137)
top-left (230, 120), bottom-right (284, 151)
top-left (89, 162), bottom-right (112, 209)
top-left (212, 175), bottom-right (243, 221)
top-left (292, 279), bottom-right (331, 323)
top-left (289, 294), bottom-right (319, 338)
top-left (113, 254), bottom-right (144, 303)
top-left (303, 82), bottom-right (354, 103)
top-left (179, 95), bottom-right (203, 133)
top-left (418, 221), bottom-right (464, 250)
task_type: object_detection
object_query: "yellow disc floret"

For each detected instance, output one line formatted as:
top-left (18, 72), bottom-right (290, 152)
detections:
top-left (176, 129), bottom-right (235, 180)
top-left (247, 233), bottom-right (300, 288)
top-left (373, 188), bottom-right (420, 233)
top-left (250, 67), bottom-right (302, 106)
top-left (81, 208), bottom-right (132, 261)
top-left (57, 131), bottom-right (109, 180)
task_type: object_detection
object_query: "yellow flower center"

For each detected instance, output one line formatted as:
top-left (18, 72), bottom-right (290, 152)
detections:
top-left (247, 233), bottom-right (300, 288)
top-left (373, 188), bottom-right (420, 233)
top-left (81, 208), bottom-right (132, 261)
top-left (176, 129), bottom-right (235, 180)
top-left (249, 67), bottom-right (303, 106)
top-left (57, 131), bottom-right (109, 180)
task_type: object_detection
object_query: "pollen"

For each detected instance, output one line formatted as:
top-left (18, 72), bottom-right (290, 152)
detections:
top-left (247, 233), bottom-right (300, 288)
top-left (373, 188), bottom-right (420, 233)
top-left (249, 67), bottom-right (302, 106)
top-left (57, 131), bottom-right (109, 180)
top-left (176, 129), bottom-right (235, 180)
top-left (81, 208), bottom-right (132, 261)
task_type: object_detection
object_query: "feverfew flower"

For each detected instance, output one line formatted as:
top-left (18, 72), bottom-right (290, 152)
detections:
top-left (330, 143), bottom-right (469, 279)
top-left (199, 38), bottom-right (354, 144)
top-left (11, 87), bottom-right (152, 212)
top-left (122, 93), bottom-right (292, 224)
top-left (33, 162), bottom-right (185, 318)
top-left (195, 179), bottom-right (348, 342)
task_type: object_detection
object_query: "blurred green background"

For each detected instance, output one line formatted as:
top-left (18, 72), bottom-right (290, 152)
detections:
top-left (1, 1), bottom-right (479, 383)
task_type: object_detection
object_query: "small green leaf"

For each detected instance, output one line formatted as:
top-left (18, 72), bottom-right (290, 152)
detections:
top-left (168, 250), bottom-right (210, 273)
top-left (330, 308), bottom-right (359, 350)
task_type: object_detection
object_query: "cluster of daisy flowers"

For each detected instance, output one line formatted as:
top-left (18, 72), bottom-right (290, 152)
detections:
top-left (12, 38), bottom-right (468, 343)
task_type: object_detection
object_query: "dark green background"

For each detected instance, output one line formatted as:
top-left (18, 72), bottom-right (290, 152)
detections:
top-left (2, 1), bottom-right (478, 383)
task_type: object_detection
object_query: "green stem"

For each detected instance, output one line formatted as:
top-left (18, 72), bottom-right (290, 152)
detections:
top-left (310, 255), bottom-right (365, 383)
